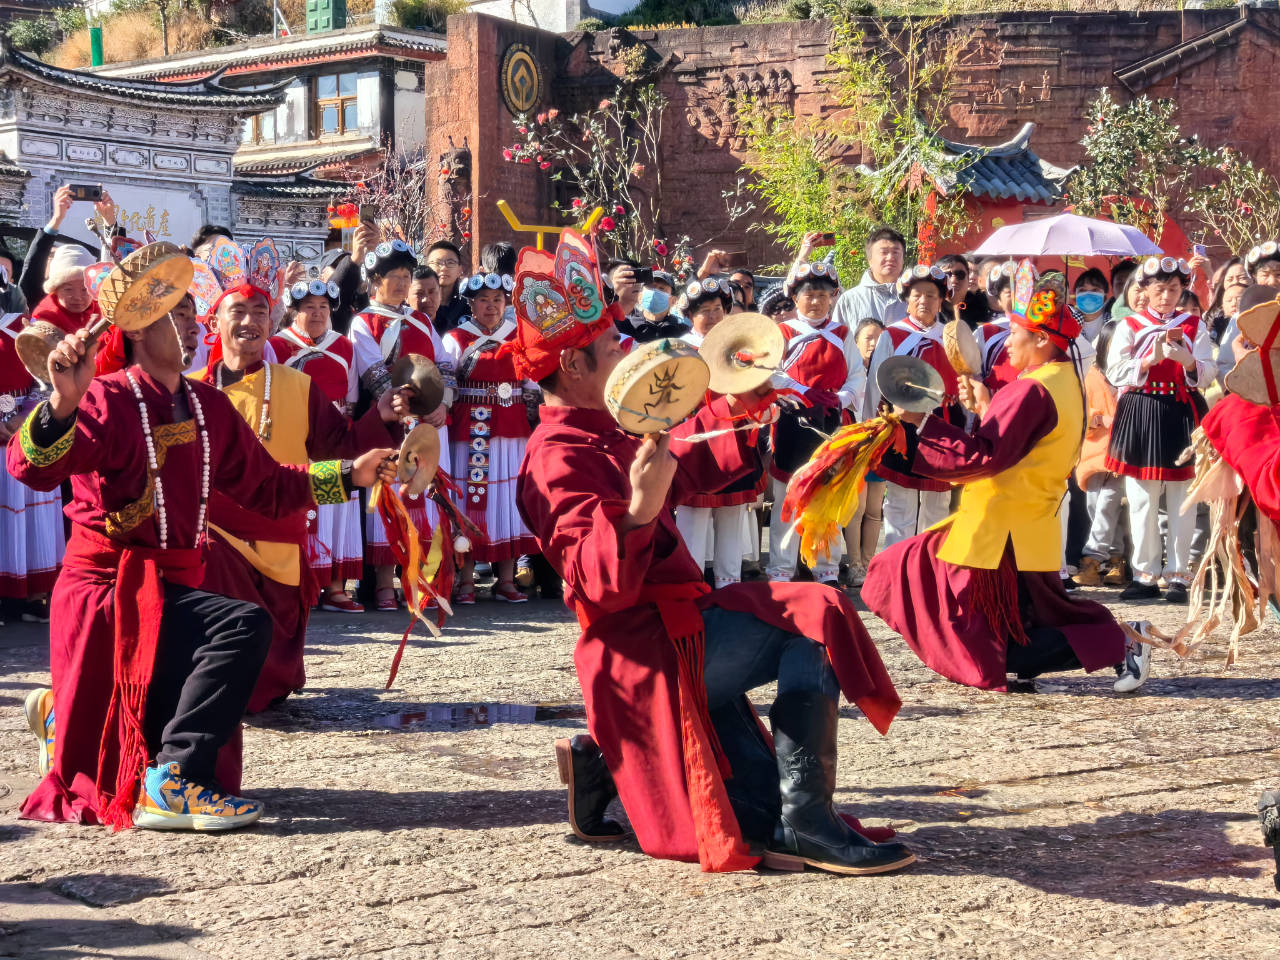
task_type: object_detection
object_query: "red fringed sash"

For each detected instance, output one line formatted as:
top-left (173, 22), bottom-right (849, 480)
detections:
top-left (972, 559), bottom-right (1029, 648)
top-left (64, 525), bottom-right (205, 830)
top-left (573, 581), bottom-right (758, 873)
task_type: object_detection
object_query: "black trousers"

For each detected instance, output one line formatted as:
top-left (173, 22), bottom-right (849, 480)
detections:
top-left (143, 583), bottom-right (272, 787)
top-left (1006, 627), bottom-right (1084, 680)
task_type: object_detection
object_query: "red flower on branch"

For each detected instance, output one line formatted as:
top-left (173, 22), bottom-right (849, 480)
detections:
top-left (600, 217), bottom-right (615, 231)
top-left (539, 162), bottom-right (551, 170)
top-left (502, 150), bottom-right (513, 161)
top-left (461, 207), bottom-right (472, 218)
top-left (614, 205), bottom-right (625, 215)
top-left (571, 198), bottom-right (583, 208)
top-left (654, 241), bottom-right (669, 256)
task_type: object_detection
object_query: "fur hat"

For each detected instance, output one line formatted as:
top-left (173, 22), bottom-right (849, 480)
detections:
top-left (43, 243), bottom-right (96, 294)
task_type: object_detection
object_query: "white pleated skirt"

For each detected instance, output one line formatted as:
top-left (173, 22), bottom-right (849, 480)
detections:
top-left (453, 435), bottom-right (538, 562)
top-left (0, 462), bottom-right (64, 598)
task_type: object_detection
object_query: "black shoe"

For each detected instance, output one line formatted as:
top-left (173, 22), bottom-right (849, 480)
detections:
top-left (765, 691), bottom-right (915, 875)
top-left (554, 735), bottom-right (624, 842)
top-left (1260, 789), bottom-right (1280, 892)
top-left (20, 599), bottom-right (50, 624)
top-left (1007, 678), bottom-right (1038, 693)
top-left (1061, 576), bottom-right (1079, 592)
top-left (1118, 580), bottom-right (1161, 601)
top-left (1165, 582), bottom-right (1189, 604)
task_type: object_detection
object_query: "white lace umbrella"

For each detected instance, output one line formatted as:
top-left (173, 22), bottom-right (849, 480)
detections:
top-left (971, 212), bottom-right (1162, 258)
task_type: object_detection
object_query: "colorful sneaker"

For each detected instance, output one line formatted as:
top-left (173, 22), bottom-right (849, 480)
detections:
top-left (132, 762), bottom-right (263, 832)
top-left (23, 688), bottom-right (54, 778)
top-left (1114, 622), bottom-right (1155, 694)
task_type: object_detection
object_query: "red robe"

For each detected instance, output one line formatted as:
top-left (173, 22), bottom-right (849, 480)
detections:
top-left (1201, 394), bottom-right (1280, 521)
top-left (6, 367), bottom-right (318, 823)
top-left (517, 400), bottom-right (900, 869)
top-left (862, 376), bottom-right (1125, 690)
top-left (196, 360), bottom-right (394, 711)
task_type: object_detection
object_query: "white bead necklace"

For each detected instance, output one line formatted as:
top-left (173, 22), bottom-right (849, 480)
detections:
top-left (217, 360), bottom-right (273, 440)
top-left (127, 372), bottom-right (210, 550)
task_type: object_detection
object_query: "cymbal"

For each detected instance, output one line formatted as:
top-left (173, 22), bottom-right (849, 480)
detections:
top-left (390, 353), bottom-right (446, 416)
top-left (699, 311), bottom-right (784, 395)
top-left (878, 355), bottom-right (945, 413)
top-left (96, 241), bottom-right (194, 331)
top-left (397, 423), bottom-right (441, 497)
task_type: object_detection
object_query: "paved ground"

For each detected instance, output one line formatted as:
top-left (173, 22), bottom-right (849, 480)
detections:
top-left (2, 582), bottom-right (1279, 959)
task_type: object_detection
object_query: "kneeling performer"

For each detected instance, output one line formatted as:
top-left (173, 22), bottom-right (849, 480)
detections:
top-left (862, 265), bottom-right (1154, 693)
top-left (512, 232), bottom-right (911, 875)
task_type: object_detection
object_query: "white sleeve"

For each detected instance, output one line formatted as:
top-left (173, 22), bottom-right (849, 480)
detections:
top-left (837, 331), bottom-right (866, 413)
top-left (863, 331), bottom-right (895, 417)
top-left (345, 353), bottom-right (358, 406)
top-left (1185, 320), bottom-right (1215, 389)
top-left (348, 319), bottom-right (381, 379)
top-left (1105, 320), bottom-right (1146, 390)
top-left (832, 287), bottom-right (867, 329)
top-left (1217, 317), bottom-right (1239, 386)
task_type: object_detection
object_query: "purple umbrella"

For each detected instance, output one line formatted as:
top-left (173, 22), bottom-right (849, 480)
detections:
top-left (971, 212), bottom-right (1163, 258)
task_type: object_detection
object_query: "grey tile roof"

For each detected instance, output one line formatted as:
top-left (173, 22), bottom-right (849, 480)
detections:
top-left (232, 170), bottom-right (353, 199)
top-left (0, 151), bottom-right (28, 179)
top-left (0, 34), bottom-right (289, 110)
top-left (906, 122), bottom-right (1075, 204)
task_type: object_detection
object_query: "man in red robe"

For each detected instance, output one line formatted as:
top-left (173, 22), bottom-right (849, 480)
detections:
top-left (9, 288), bottom-right (392, 831)
top-left (512, 263), bottom-right (911, 875)
top-left (195, 284), bottom-right (405, 711)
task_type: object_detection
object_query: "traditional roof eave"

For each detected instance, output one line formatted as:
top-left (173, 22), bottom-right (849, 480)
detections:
top-left (0, 34), bottom-right (288, 111)
top-left (0, 151), bottom-right (29, 179)
top-left (859, 121), bottom-right (1075, 205)
top-left (92, 24), bottom-right (445, 84)
top-left (1116, 10), bottom-right (1280, 94)
top-left (232, 168), bottom-right (353, 200)
top-left (234, 138), bottom-right (381, 176)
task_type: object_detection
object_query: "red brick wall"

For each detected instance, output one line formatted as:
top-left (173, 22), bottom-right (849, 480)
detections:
top-left (427, 10), bottom-right (1270, 270)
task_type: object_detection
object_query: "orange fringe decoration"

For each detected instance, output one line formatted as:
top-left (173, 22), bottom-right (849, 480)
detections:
top-left (781, 415), bottom-right (904, 570)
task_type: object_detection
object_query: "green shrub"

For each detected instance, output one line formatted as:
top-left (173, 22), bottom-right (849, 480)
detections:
top-left (575, 17), bottom-right (608, 30)
top-left (390, 0), bottom-right (468, 32)
top-left (7, 18), bottom-right (57, 56)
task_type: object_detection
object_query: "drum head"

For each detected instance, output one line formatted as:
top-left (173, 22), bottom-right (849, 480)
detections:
top-left (878, 355), bottom-right (944, 414)
top-left (390, 353), bottom-right (446, 415)
top-left (1225, 349), bottom-right (1280, 407)
top-left (97, 242), bottom-right (194, 331)
top-left (605, 339), bottom-right (709, 434)
top-left (397, 423), bottom-right (441, 496)
top-left (943, 319), bottom-right (981, 377)
top-left (700, 312), bottom-right (784, 395)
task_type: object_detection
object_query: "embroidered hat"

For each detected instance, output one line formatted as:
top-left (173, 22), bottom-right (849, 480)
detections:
top-left (361, 239), bottom-right (418, 281)
top-left (501, 227), bottom-right (612, 382)
top-left (284, 278), bottom-right (340, 307)
top-left (896, 263), bottom-right (947, 299)
top-left (985, 259), bottom-right (1018, 297)
top-left (1138, 255), bottom-right (1191, 284)
top-left (1245, 240), bottom-right (1280, 276)
top-left (782, 261), bottom-right (840, 298)
top-left (1008, 260), bottom-right (1081, 351)
top-left (460, 272), bottom-right (515, 297)
top-left (682, 276), bottom-right (733, 313)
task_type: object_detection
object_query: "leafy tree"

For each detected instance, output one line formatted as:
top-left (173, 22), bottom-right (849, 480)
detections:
top-left (7, 18), bottom-right (58, 56)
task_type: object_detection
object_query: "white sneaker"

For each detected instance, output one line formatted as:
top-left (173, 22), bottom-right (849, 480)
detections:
top-left (1114, 621), bottom-right (1154, 693)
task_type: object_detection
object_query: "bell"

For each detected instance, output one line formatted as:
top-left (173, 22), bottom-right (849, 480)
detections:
top-left (389, 353), bottom-right (446, 416)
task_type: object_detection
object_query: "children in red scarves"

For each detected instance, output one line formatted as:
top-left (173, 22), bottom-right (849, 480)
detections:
top-left (439, 272), bottom-right (538, 604)
top-left (766, 262), bottom-right (865, 585)
top-left (349, 240), bottom-right (453, 610)
top-left (672, 278), bottom-right (766, 590)
top-left (271, 279), bottom-right (365, 613)
top-left (1105, 256), bottom-right (1214, 604)
top-left (864, 264), bottom-right (964, 547)
top-left (0, 312), bottom-right (64, 623)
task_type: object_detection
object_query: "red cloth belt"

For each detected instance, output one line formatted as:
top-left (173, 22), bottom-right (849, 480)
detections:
top-left (571, 579), bottom-right (757, 873)
top-left (65, 524), bottom-right (205, 830)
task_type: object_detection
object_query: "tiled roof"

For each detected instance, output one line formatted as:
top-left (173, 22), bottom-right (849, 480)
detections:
top-left (233, 170), bottom-right (354, 199)
top-left (0, 151), bottom-right (28, 179)
top-left (1116, 10), bottom-right (1280, 94)
top-left (932, 123), bottom-right (1075, 204)
top-left (0, 34), bottom-right (289, 110)
top-left (91, 24), bottom-right (444, 82)
top-left (235, 141), bottom-right (380, 176)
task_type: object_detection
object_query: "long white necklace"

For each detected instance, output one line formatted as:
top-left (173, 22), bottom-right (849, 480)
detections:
top-left (127, 372), bottom-right (210, 550)
top-left (217, 360), bottom-right (272, 440)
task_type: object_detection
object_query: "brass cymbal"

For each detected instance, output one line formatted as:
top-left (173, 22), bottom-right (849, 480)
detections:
top-left (390, 353), bottom-right (446, 416)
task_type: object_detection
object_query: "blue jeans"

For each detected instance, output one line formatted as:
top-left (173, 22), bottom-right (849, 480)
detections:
top-left (700, 606), bottom-right (839, 842)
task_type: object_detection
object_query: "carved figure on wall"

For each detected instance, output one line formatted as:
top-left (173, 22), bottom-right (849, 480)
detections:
top-left (1040, 71), bottom-right (1052, 101)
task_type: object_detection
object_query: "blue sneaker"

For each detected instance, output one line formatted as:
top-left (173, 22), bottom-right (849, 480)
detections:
top-left (132, 762), bottom-right (263, 831)
top-left (23, 688), bottom-right (54, 778)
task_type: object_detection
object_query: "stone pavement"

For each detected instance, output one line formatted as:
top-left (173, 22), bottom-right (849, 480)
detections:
top-left (2, 585), bottom-right (1279, 959)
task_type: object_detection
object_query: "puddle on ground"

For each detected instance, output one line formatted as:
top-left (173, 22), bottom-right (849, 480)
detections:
top-left (376, 703), bottom-right (586, 729)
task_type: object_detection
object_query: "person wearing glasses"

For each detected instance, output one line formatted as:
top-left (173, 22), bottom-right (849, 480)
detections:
top-left (937, 254), bottom-right (991, 330)
top-left (271, 280), bottom-right (366, 615)
top-left (1105, 256), bottom-right (1214, 605)
top-left (439, 272), bottom-right (538, 604)
top-left (349, 240), bottom-right (452, 611)
top-left (766, 261), bottom-right (865, 586)
top-left (424, 240), bottom-right (470, 334)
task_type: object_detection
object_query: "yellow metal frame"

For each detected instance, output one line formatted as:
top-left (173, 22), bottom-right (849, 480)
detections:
top-left (495, 200), bottom-right (604, 250)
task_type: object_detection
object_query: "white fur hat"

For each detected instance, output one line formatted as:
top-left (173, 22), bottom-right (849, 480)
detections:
top-left (43, 244), bottom-right (96, 294)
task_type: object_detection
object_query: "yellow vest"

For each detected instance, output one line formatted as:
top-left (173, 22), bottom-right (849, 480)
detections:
top-left (197, 363), bottom-right (313, 586)
top-left (934, 361), bottom-right (1083, 571)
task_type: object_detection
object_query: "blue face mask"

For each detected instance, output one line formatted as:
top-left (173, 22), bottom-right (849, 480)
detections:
top-left (1075, 291), bottom-right (1105, 315)
top-left (639, 286), bottom-right (670, 315)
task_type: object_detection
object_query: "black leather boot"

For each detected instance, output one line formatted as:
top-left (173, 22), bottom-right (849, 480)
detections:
top-left (554, 735), bottom-right (624, 842)
top-left (766, 691), bottom-right (915, 875)
top-left (1260, 789), bottom-right (1280, 892)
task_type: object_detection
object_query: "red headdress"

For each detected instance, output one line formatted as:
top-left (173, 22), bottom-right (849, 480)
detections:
top-left (1009, 259), bottom-right (1081, 351)
top-left (501, 227), bottom-right (613, 381)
